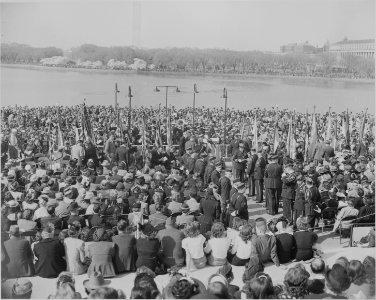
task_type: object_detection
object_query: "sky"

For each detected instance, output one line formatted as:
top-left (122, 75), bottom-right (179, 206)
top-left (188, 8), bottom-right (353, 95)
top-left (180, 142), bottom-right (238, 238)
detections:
top-left (1, 0), bottom-right (375, 52)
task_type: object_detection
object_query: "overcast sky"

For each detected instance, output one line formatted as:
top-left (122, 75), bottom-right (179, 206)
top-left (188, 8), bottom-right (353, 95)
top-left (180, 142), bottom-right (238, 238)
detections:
top-left (1, 0), bottom-right (374, 52)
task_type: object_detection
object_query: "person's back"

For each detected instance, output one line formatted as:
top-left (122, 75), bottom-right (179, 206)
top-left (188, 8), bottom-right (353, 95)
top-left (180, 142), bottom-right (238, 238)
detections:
top-left (3, 226), bottom-right (35, 278)
top-left (157, 219), bottom-right (185, 267)
top-left (275, 232), bottom-right (296, 264)
top-left (34, 235), bottom-right (66, 278)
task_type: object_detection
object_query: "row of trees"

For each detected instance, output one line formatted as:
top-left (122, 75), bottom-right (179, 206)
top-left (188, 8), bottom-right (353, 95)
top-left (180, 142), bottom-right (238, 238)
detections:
top-left (1, 43), bottom-right (374, 78)
top-left (1, 43), bottom-right (63, 64)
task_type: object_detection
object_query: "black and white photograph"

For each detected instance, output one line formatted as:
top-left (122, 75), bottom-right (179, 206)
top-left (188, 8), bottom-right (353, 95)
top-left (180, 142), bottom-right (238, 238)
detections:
top-left (0, 0), bottom-right (375, 298)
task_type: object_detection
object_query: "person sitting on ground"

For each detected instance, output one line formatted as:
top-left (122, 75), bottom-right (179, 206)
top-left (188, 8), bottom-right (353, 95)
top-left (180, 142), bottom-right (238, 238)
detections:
top-left (323, 263), bottom-right (351, 298)
top-left (204, 222), bottom-right (230, 266)
top-left (64, 224), bottom-right (87, 275)
top-left (252, 218), bottom-right (280, 266)
top-left (293, 217), bottom-right (318, 262)
top-left (157, 217), bottom-right (185, 268)
top-left (175, 203), bottom-right (195, 228)
top-left (136, 223), bottom-right (160, 272)
top-left (275, 217), bottom-right (296, 264)
top-left (229, 224), bottom-right (256, 266)
top-left (112, 219), bottom-right (137, 273)
top-left (346, 259), bottom-right (373, 299)
top-left (89, 287), bottom-right (125, 299)
top-left (11, 278), bottom-right (33, 299)
top-left (242, 272), bottom-right (276, 299)
top-left (182, 221), bottom-right (207, 270)
top-left (217, 262), bottom-right (240, 298)
top-left (277, 263), bottom-right (310, 299)
top-left (226, 217), bottom-right (247, 247)
top-left (307, 258), bottom-right (326, 295)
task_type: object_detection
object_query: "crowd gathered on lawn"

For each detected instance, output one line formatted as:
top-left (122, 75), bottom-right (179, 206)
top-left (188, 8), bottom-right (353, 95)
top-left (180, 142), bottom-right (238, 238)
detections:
top-left (0, 103), bottom-right (375, 299)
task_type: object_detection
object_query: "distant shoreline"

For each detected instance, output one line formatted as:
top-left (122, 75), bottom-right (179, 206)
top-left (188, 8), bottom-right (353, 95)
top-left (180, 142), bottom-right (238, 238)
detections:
top-left (2, 63), bottom-right (374, 84)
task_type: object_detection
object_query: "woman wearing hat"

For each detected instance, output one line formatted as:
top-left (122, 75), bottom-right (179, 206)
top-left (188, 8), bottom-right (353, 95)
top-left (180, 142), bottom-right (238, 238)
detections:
top-left (87, 228), bottom-right (116, 278)
top-left (135, 223), bottom-right (160, 272)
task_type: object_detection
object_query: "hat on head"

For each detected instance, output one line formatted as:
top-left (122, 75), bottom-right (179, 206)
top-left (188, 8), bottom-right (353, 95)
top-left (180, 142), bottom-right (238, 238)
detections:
top-left (68, 202), bottom-right (79, 212)
top-left (41, 175), bottom-right (49, 183)
top-left (181, 203), bottom-right (190, 212)
top-left (215, 161), bottom-right (222, 167)
top-left (101, 160), bottom-right (110, 167)
top-left (7, 174), bottom-right (15, 181)
top-left (42, 187), bottom-right (51, 195)
top-left (155, 187), bottom-right (164, 194)
top-left (237, 182), bottom-right (246, 190)
top-left (64, 186), bottom-right (72, 197)
top-left (165, 217), bottom-right (176, 226)
top-left (7, 200), bottom-right (19, 208)
top-left (83, 272), bottom-right (111, 291)
top-left (132, 202), bottom-right (141, 209)
top-left (12, 278), bottom-right (33, 297)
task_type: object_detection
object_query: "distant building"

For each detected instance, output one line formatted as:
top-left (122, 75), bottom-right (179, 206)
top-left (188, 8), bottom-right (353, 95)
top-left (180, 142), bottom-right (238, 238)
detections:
top-left (329, 38), bottom-right (374, 58)
top-left (280, 41), bottom-right (322, 54)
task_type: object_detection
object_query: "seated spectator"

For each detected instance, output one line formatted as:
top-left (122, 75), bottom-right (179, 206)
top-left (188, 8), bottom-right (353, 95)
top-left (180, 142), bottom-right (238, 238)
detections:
top-left (168, 275), bottom-right (202, 299)
top-left (204, 222), bottom-right (230, 266)
top-left (357, 193), bottom-right (375, 223)
top-left (88, 205), bottom-right (104, 228)
top-left (228, 224), bottom-right (256, 266)
top-left (242, 272), bottom-right (275, 299)
top-left (307, 258), bottom-right (326, 294)
top-left (226, 217), bottom-right (247, 247)
top-left (83, 271), bottom-right (111, 297)
top-left (346, 259), bottom-right (373, 299)
top-left (275, 218), bottom-right (296, 264)
top-left (33, 195), bottom-right (50, 221)
top-left (294, 217), bottom-right (318, 261)
top-left (17, 209), bottom-right (37, 232)
top-left (3, 225), bottom-right (35, 278)
top-left (64, 225), bottom-right (87, 275)
top-left (323, 263), bottom-right (351, 298)
top-left (363, 256), bottom-right (375, 297)
top-left (182, 221), bottom-right (207, 270)
top-left (252, 218), bottom-right (280, 266)
top-left (168, 192), bottom-right (183, 215)
top-left (34, 224), bottom-right (66, 278)
top-left (332, 200), bottom-right (359, 233)
top-left (136, 223), bottom-right (160, 272)
top-left (278, 263), bottom-right (310, 298)
top-left (89, 287), bottom-right (125, 299)
top-left (40, 205), bottom-right (63, 234)
top-left (87, 228), bottom-right (116, 278)
top-left (67, 202), bottom-right (86, 228)
top-left (11, 278), bottom-right (33, 299)
top-left (175, 203), bottom-right (195, 228)
top-left (217, 262), bottom-right (240, 298)
top-left (149, 202), bottom-right (168, 228)
top-left (157, 217), bottom-right (185, 268)
top-left (112, 219), bottom-right (137, 273)
top-left (49, 282), bottom-right (81, 299)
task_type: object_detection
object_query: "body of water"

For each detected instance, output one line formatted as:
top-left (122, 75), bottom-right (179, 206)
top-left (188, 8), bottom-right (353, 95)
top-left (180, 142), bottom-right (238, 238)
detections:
top-left (1, 65), bottom-right (374, 113)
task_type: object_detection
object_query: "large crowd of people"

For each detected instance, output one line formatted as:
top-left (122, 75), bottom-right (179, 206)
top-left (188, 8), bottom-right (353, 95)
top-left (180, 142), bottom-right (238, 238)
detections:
top-left (0, 104), bottom-right (375, 299)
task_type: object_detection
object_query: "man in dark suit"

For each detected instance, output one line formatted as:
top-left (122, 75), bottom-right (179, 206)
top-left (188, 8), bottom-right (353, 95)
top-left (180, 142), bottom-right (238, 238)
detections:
top-left (281, 164), bottom-right (297, 224)
top-left (114, 141), bottom-right (129, 167)
top-left (112, 219), bottom-right (136, 273)
top-left (322, 140), bottom-right (335, 161)
top-left (178, 131), bottom-right (188, 156)
top-left (88, 205), bottom-right (104, 228)
top-left (3, 225), bottom-right (35, 278)
top-left (228, 133), bottom-right (241, 156)
top-left (232, 142), bottom-right (248, 182)
top-left (204, 156), bottom-right (216, 186)
top-left (254, 150), bottom-right (266, 203)
top-left (40, 206), bottom-right (63, 234)
top-left (150, 147), bottom-right (163, 169)
top-left (264, 154), bottom-right (283, 215)
top-left (193, 152), bottom-right (207, 180)
top-left (304, 177), bottom-right (321, 229)
top-left (228, 182), bottom-right (248, 226)
top-left (246, 148), bottom-right (258, 197)
top-left (211, 161), bottom-right (222, 187)
top-left (199, 188), bottom-right (221, 235)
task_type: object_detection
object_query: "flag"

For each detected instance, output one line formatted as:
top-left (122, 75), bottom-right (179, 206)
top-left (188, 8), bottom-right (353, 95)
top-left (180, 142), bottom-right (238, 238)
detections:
top-left (286, 116), bottom-right (296, 158)
top-left (252, 118), bottom-right (258, 151)
top-left (332, 117), bottom-right (338, 151)
top-left (343, 110), bottom-right (350, 145)
top-left (273, 108), bottom-right (280, 154)
top-left (359, 109), bottom-right (368, 142)
top-left (326, 109), bottom-right (332, 142)
top-left (167, 109), bottom-right (172, 147)
top-left (308, 113), bottom-right (318, 159)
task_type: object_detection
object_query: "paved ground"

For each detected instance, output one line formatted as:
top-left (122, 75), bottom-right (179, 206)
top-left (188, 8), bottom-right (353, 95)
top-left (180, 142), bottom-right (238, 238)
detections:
top-left (2, 195), bottom-right (372, 299)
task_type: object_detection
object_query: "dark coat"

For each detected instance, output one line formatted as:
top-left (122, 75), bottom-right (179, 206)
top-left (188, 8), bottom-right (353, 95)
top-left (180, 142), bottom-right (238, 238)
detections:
top-left (232, 150), bottom-right (248, 170)
top-left (322, 145), bottom-right (335, 160)
top-left (204, 164), bottom-right (215, 185)
top-left (228, 192), bottom-right (248, 224)
top-left (112, 233), bottom-right (137, 273)
top-left (87, 241), bottom-right (116, 277)
top-left (34, 238), bottom-right (66, 278)
top-left (254, 156), bottom-right (266, 180)
top-left (355, 142), bottom-right (367, 157)
top-left (211, 170), bottom-right (221, 187)
top-left (220, 176), bottom-right (232, 204)
top-left (275, 233), bottom-right (296, 264)
top-left (199, 196), bottom-right (221, 226)
top-left (294, 231), bottom-right (318, 261)
top-left (281, 172), bottom-right (297, 200)
top-left (114, 145), bottom-right (129, 165)
top-left (264, 163), bottom-right (283, 189)
top-left (305, 186), bottom-right (321, 216)
top-left (3, 237), bottom-right (35, 278)
top-left (246, 154), bottom-right (258, 175)
top-left (194, 158), bottom-right (206, 179)
top-left (135, 238), bottom-right (160, 271)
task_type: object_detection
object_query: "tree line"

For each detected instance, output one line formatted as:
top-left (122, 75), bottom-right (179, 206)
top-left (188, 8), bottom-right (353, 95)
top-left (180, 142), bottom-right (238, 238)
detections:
top-left (1, 43), bottom-right (374, 78)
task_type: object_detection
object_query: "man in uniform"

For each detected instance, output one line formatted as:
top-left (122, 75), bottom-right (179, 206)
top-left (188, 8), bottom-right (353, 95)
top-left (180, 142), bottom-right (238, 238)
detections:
top-left (228, 182), bottom-right (248, 226)
top-left (204, 156), bottom-right (216, 186)
top-left (211, 161), bottom-right (222, 187)
top-left (193, 151), bottom-right (207, 180)
top-left (281, 163), bottom-right (297, 224)
top-left (254, 150), bottom-right (266, 203)
top-left (232, 142), bottom-right (248, 182)
top-left (220, 168), bottom-right (232, 226)
top-left (228, 133), bottom-right (241, 156)
top-left (246, 148), bottom-right (258, 197)
top-left (264, 154), bottom-right (283, 215)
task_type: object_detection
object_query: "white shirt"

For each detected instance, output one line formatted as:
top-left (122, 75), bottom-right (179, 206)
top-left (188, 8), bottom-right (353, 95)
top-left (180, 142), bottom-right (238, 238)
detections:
top-left (231, 235), bottom-right (255, 259)
top-left (33, 206), bottom-right (49, 221)
top-left (185, 198), bottom-right (200, 212)
top-left (204, 237), bottom-right (230, 259)
top-left (182, 235), bottom-right (206, 259)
